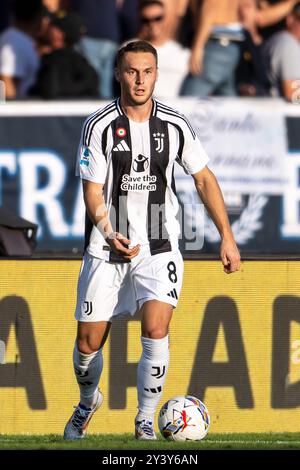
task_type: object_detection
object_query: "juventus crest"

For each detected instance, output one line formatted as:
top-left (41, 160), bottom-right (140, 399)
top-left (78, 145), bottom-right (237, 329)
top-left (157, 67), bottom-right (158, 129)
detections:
top-left (84, 301), bottom-right (93, 316)
top-left (153, 132), bottom-right (165, 153)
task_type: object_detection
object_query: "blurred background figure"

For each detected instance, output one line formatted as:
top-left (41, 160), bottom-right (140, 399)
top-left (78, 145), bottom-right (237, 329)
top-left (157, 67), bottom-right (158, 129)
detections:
top-left (0, 0), bottom-right (43, 99)
top-left (236, 0), bottom-right (270, 96)
top-left (263, 1), bottom-right (300, 101)
top-left (256, 0), bottom-right (299, 39)
top-left (132, 0), bottom-right (190, 98)
top-left (234, 0), bottom-right (297, 96)
top-left (70, 0), bottom-right (120, 99)
top-left (31, 11), bottom-right (98, 99)
top-left (161, 0), bottom-right (190, 40)
top-left (180, 0), bottom-right (243, 97)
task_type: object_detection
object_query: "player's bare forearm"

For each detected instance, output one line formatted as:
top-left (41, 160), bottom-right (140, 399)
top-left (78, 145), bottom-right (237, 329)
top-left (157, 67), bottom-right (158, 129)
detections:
top-left (82, 179), bottom-right (140, 260)
top-left (82, 179), bottom-right (112, 237)
top-left (193, 167), bottom-right (232, 239)
top-left (192, 167), bottom-right (240, 273)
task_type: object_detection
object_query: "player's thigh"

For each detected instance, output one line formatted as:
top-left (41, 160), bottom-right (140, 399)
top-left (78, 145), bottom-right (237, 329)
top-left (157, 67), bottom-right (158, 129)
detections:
top-left (134, 250), bottom-right (184, 307)
top-left (140, 300), bottom-right (173, 339)
top-left (134, 250), bottom-right (184, 337)
top-left (77, 320), bottom-right (111, 353)
top-left (75, 253), bottom-right (128, 323)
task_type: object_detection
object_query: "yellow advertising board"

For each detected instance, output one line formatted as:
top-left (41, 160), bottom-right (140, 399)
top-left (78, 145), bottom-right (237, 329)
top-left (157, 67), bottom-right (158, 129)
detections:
top-left (0, 259), bottom-right (300, 434)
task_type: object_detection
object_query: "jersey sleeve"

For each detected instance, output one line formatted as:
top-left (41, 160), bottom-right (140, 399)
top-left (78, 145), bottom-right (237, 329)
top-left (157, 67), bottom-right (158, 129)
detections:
top-left (75, 120), bottom-right (107, 184)
top-left (177, 121), bottom-right (209, 175)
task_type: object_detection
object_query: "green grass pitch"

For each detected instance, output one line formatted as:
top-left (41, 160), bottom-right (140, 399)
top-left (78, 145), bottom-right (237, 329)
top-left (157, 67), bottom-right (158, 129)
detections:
top-left (0, 433), bottom-right (300, 450)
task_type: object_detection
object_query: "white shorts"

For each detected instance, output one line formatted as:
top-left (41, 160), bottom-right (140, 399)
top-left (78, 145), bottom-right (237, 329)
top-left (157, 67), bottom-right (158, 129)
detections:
top-left (75, 249), bottom-right (184, 322)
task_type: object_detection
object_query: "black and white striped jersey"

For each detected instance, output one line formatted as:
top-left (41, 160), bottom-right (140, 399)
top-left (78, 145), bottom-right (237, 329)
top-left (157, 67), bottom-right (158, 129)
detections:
top-left (76, 98), bottom-right (209, 261)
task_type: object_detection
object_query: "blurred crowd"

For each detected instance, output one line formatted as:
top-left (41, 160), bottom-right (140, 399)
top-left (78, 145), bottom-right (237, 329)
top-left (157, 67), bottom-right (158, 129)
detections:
top-left (0, 0), bottom-right (300, 101)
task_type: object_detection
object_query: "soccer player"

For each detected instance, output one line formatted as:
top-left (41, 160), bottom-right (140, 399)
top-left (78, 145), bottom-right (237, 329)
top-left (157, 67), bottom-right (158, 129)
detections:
top-left (64, 40), bottom-right (240, 441)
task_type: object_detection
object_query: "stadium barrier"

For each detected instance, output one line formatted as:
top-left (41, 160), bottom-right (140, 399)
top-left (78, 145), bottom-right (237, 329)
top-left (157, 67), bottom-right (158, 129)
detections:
top-left (1, 258), bottom-right (300, 434)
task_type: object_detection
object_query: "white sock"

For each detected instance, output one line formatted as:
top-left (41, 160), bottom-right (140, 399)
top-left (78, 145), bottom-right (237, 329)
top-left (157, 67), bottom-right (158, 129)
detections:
top-left (137, 335), bottom-right (169, 422)
top-left (73, 343), bottom-right (103, 409)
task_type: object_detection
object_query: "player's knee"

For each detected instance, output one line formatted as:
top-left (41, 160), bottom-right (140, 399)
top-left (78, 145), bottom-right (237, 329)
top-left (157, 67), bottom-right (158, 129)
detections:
top-left (77, 337), bottom-right (101, 355)
top-left (142, 327), bottom-right (168, 340)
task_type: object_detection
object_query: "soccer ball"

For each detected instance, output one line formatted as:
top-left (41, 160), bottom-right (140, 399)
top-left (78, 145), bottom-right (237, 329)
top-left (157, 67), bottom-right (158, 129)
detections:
top-left (158, 395), bottom-right (210, 441)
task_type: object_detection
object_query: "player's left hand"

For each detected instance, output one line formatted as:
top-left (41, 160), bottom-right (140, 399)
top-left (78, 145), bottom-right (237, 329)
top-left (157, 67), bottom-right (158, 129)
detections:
top-left (220, 238), bottom-right (241, 274)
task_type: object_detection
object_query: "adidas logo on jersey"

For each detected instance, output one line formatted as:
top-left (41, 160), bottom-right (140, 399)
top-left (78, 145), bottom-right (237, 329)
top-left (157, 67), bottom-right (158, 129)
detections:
top-left (113, 140), bottom-right (130, 152)
top-left (167, 288), bottom-right (178, 300)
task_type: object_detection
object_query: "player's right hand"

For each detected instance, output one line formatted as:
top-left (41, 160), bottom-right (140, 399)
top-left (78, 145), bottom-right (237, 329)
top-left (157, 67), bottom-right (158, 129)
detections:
top-left (105, 232), bottom-right (140, 260)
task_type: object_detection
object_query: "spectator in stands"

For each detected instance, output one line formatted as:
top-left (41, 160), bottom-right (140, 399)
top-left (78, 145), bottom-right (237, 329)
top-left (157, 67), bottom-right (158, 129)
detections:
top-left (263, 1), bottom-right (300, 101)
top-left (180, 0), bottom-right (243, 97)
top-left (132, 0), bottom-right (190, 98)
top-left (236, 0), bottom-right (271, 96)
top-left (70, 0), bottom-right (120, 99)
top-left (0, 0), bottom-right (43, 99)
top-left (256, 0), bottom-right (299, 39)
top-left (31, 11), bottom-right (98, 99)
top-left (160, 0), bottom-right (190, 40)
top-left (179, 0), bottom-right (295, 97)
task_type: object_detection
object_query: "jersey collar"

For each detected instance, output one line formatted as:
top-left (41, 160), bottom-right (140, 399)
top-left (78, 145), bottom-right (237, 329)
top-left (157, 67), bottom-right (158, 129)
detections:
top-left (116, 97), bottom-right (157, 118)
